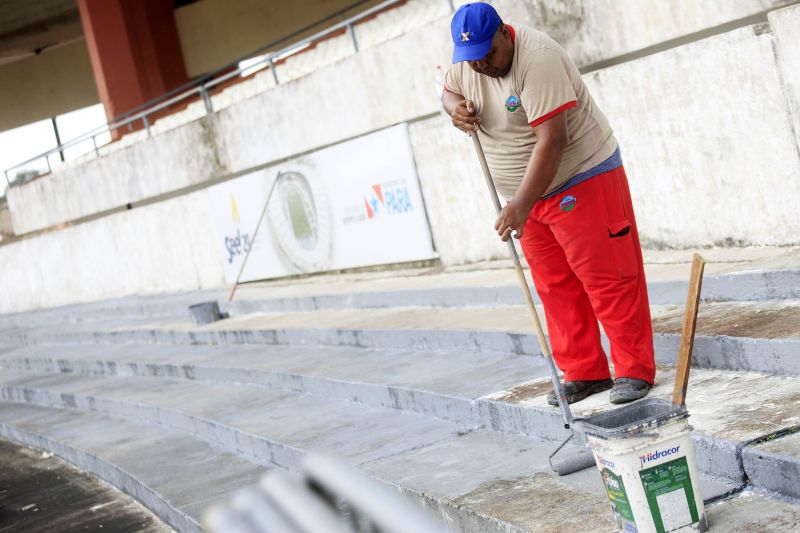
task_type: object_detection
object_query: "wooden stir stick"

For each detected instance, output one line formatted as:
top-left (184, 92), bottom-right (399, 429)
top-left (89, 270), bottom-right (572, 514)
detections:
top-left (672, 253), bottom-right (706, 407)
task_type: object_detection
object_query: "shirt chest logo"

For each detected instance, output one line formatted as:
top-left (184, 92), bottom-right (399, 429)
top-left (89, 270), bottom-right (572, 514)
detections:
top-left (505, 95), bottom-right (521, 112)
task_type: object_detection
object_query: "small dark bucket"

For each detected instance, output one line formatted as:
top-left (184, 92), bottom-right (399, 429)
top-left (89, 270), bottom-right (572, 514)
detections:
top-left (188, 301), bottom-right (226, 326)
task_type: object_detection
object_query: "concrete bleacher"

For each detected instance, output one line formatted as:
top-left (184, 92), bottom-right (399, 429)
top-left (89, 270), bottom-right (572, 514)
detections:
top-left (2, 2), bottom-right (800, 529)
top-left (0, 249), bottom-right (798, 531)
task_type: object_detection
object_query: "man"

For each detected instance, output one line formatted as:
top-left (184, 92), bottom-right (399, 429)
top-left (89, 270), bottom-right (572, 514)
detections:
top-left (442, 3), bottom-right (655, 404)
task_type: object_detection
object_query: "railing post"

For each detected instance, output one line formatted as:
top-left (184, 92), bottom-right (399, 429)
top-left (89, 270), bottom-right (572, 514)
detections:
top-left (92, 135), bottom-right (99, 157)
top-left (45, 155), bottom-right (51, 174)
top-left (347, 21), bottom-right (358, 52)
top-left (268, 56), bottom-right (279, 85)
top-left (143, 115), bottom-right (151, 137)
top-left (51, 117), bottom-right (65, 162)
top-left (200, 85), bottom-right (213, 114)
top-left (4, 170), bottom-right (10, 186)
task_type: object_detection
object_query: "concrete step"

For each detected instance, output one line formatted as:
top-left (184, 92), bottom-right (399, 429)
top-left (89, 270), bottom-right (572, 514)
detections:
top-left (2, 299), bottom-right (798, 377)
top-left (0, 368), bottom-right (616, 532)
top-left (0, 248), bottom-right (797, 530)
top-left (0, 343), bottom-right (798, 500)
top-left (0, 401), bottom-right (270, 532)
top-left (0, 365), bottom-right (798, 532)
top-left (1, 391), bottom-right (795, 533)
top-left (226, 264), bottom-right (800, 314)
top-left (1, 247), bottom-right (799, 328)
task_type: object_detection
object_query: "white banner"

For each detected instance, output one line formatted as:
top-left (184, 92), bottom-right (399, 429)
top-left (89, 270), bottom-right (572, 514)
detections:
top-left (209, 124), bottom-right (437, 283)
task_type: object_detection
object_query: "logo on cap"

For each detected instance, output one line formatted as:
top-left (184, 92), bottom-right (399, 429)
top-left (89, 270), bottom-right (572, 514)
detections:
top-left (505, 95), bottom-right (521, 112)
top-left (450, 3), bottom-right (502, 64)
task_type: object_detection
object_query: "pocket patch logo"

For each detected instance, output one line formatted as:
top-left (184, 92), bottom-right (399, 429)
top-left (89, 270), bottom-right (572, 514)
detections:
top-left (505, 95), bottom-right (521, 112)
top-left (560, 195), bottom-right (577, 212)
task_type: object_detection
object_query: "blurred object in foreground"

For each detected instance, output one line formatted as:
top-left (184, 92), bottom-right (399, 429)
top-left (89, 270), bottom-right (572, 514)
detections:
top-left (204, 455), bottom-right (446, 533)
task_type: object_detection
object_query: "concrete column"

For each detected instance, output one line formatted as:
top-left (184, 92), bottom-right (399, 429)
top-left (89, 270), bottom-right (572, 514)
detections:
top-left (77, 0), bottom-right (189, 139)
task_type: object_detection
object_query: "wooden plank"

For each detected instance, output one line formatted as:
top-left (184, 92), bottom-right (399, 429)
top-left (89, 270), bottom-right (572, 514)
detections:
top-left (672, 253), bottom-right (706, 406)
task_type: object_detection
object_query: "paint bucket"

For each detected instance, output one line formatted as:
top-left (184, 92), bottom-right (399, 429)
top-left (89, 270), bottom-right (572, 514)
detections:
top-left (188, 301), bottom-right (225, 325)
top-left (581, 398), bottom-right (707, 533)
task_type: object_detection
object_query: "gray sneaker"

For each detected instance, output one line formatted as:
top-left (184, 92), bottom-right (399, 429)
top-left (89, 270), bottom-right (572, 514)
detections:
top-left (609, 378), bottom-right (652, 404)
top-left (547, 378), bottom-right (613, 406)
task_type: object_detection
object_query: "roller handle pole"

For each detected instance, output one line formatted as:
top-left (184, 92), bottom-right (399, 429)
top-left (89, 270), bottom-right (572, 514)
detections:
top-left (228, 172), bottom-right (282, 302)
top-left (470, 132), bottom-right (573, 427)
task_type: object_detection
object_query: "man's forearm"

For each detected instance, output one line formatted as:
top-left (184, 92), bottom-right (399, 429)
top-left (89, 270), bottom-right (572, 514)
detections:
top-left (441, 89), bottom-right (463, 117)
top-left (514, 138), bottom-right (566, 210)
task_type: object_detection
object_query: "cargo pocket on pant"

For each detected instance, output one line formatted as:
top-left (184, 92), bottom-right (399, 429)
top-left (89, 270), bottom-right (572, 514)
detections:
top-left (608, 220), bottom-right (637, 280)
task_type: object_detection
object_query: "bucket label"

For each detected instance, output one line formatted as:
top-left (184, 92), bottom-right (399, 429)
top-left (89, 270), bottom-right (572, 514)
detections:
top-left (639, 457), bottom-right (699, 533)
top-left (601, 468), bottom-right (637, 532)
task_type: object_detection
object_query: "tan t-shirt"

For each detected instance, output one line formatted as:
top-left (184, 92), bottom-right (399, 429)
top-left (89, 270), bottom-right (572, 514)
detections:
top-left (446, 24), bottom-right (617, 200)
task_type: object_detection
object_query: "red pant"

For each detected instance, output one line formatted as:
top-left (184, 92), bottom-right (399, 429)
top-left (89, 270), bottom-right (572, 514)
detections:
top-left (519, 165), bottom-right (655, 383)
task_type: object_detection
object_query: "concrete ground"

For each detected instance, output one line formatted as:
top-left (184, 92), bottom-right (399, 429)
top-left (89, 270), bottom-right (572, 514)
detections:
top-left (0, 246), bottom-right (798, 532)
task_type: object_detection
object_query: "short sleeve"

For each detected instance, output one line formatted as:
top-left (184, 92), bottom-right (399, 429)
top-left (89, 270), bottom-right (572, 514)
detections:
top-left (519, 48), bottom-right (578, 127)
top-left (444, 65), bottom-right (464, 95)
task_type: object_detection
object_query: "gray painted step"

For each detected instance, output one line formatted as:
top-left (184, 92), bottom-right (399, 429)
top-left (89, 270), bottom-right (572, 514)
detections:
top-left (2, 324), bottom-right (797, 377)
top-left (0, 401), bottom-right (271, 532)
top-left (0, 381), bottom-right (615, 532)
top-left (0, 370), bottom-right (759, 533)
top-left (743, 430), bottom-right (800, 500)
top-left (0, 352), bottom-right (798, 500)
top-left (226, 268), bottom-right (800, 313)
top-left (1, 268), bottom-right (798, 330)
top-left (9, 395), bottom-right (774, 533)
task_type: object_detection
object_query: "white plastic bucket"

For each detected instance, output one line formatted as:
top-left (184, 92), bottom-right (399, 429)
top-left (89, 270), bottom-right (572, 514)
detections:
top-left (581, 398), bottom-right (707, 533)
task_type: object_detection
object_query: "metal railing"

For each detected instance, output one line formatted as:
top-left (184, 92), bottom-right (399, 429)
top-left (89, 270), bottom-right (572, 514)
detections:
top-left (3, 0), bottom-right (424, 189)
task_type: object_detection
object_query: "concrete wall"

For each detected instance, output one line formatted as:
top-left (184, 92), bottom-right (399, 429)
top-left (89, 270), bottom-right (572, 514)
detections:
top-left (585, 24), bottom-right (800, 247)
top-left (770, 4), bottom-right (800, 149)
top-left (8, 116), bottom-right (227, 233)
top-left (0, 200), bottom-right (13, 238)
top-left (12, 0), bottom-right (800, 235)
top-left (409, 117), bottom-right (508, 264)
top-left (4, 0), bottom-right (800, 311)
top-left (0, 190), bottom-right (223, 314)
top-left (531, 0), bottom-right (798, 68)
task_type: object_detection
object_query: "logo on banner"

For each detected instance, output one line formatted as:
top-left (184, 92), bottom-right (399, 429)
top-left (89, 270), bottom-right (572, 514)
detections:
top-left (363, 183), bottom-right (414, 219)
top-left (224, 194), bottom-right (253, 264)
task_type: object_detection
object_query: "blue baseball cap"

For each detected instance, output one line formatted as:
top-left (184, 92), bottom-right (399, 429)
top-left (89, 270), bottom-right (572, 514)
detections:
top-left (450, 3), bottom-right (502, 64)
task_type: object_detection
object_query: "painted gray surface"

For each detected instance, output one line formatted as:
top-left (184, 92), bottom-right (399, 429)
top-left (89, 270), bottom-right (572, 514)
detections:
top-left (0, 258), bottom-right (798, 525)
top-left (0, 387), bottom-right (611, 532)
top-left (743, 446), bottom-right (800, 499)
top-left (0, 378), bottom-right (747, 514)
top-left (226, 269), bottom-right (800, 313)
top-left (2, 324), bottom-right (797, 377)
top-left (1, 268), bottom-right (798, 331)
top-left (0, 400), bottom-right (279, 533)
top-left (0, 357), bottom-right (791, 499)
